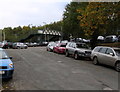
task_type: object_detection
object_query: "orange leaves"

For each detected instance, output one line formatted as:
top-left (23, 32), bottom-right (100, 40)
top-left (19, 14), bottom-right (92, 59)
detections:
top-left (76, 9), bottom-right (83, 13)
top-left (77, 16), bottom-right (82, 20)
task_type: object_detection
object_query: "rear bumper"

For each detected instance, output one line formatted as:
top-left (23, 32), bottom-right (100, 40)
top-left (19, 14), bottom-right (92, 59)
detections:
top-left (0, 70), bottom-right (14, 79)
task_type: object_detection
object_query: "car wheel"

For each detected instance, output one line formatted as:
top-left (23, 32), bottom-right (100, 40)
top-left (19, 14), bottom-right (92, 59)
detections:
top-left (65, 51), bottom-right (69, 57)
top-left (93, 57), bottom-right (99, 65)
top-left (17, 46), bottom-right (20, 49)
top-left (53, 48), bottom-right (56, 53)
top-left (49, 48), bottom-right (52, 52)
top-left (115, 62), bottom-right (120, 72)
top-left (74, 52), bottom-right (79, 60)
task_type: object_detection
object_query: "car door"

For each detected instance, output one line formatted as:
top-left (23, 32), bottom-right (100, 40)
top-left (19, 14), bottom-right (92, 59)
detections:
top-left (104, 48), bottom-right (116, 66)
top-left (97, 47), bottom-right (108, 64)
top-left (67, 43), bottom-right (73, 54)
top-left (68, 43), bottom-right (75, 55)
top-left (70, 43), bottom-right (76, 55)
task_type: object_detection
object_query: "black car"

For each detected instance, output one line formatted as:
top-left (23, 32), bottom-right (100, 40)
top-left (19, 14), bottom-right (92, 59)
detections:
top-left (65, 42), bottom-right (91, 60)
top-left (2, 42), bottom-right (13, 49)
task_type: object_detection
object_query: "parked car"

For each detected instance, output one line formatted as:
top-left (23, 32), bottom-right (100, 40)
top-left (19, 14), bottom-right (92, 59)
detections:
top-left (46, 42), bottom-right (56, 51)
top-left (53, 43), bottom-right (67, 54)
top-left (65, 42), bottom-right (91, 60)
top-left (97, 36), bottom-right (105, 43)
top-left (0, 48), bottom-right (14, 79)
top-left (91, 46), bottom-right (120, 71)
top-left (12, 42), bottom-right (28, 49)
top-left (2, 42), bottom-right (13, 49)
top-left (104, 35), bottom-right (118, 43)
top-left (0, 42), bottom-right (4, 48)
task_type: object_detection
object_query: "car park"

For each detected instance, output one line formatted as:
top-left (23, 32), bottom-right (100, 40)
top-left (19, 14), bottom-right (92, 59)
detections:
top-left (0, 48), bottom-right (14, 79)
top-left (46, 42), bottom-right (56, 51)
top-left (53, 43), bottom-right (66, 54)
top-left (65, 42), bottom-right (91, 60)
top-left (91, 46), bottom-right (120, 71)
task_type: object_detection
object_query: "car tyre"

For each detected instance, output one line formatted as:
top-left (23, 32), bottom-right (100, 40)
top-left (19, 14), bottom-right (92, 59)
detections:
top-left (74, 52), bottom-right (79, 60)
top-left (93, 57), bottom-right (99, 65)
top-left (53, 48), bottom-right (56, 53)
top-left (115, 62), bottom-right (120, 72)
top-left (65, 50), bottom-right (69, 57)
top-left (17, 46), bottom-right (20, 49)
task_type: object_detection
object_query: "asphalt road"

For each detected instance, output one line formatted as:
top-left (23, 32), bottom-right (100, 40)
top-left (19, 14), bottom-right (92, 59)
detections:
top-left (1, 47), bottom-right (118, 90)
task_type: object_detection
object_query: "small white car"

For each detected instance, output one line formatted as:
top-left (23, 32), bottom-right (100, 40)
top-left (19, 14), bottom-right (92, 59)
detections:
top-left (46, 42), bottom-right (56, 51)
top-left (13, 42), bottom-right (28, 49)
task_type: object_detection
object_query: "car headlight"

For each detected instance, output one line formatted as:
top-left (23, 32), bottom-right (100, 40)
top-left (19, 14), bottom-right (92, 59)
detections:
top-left (9, 63), bottom-right (14, 68)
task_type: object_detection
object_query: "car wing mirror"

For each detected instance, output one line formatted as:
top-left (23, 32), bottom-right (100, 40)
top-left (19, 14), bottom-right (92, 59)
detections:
top-left (9, 56), bottom-right (13, 59)
top-left (109, 53), bottom-right (114, 56)
top-left (73, 46), bottom-right (76, 48)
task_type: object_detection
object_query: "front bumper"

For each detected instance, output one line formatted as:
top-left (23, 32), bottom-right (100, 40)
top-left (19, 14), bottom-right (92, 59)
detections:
top-left (0, 70), bottom-right (14, 79)
top-left (78, 53), bottom-right (91, 58)
top-left (57, 49), bottom-right (65, 54)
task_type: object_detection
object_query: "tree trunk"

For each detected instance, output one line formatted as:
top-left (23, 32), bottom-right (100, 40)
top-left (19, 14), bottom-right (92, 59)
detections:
top-left (90, 30), bottom-right (99, 49)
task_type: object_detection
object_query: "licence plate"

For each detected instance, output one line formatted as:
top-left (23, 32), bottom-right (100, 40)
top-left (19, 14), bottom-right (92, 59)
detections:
top-left (0, 71), bottom-right (5, 74)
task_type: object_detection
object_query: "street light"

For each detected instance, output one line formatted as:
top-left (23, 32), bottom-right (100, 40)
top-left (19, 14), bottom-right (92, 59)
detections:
top-left (43, 22), bottom-right (47, 42)
top-left (28, 24), bottom-right (33, 42)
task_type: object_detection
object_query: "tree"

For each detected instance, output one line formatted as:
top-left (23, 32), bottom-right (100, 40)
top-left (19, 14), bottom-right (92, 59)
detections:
top-left (77, 2), bottom-right (120, 49)
top-left (63, 2), bottom-right (88, 40)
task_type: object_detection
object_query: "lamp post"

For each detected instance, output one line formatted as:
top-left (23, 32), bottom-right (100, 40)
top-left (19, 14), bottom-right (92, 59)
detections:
top-left (28, 24), bottom-right (33, 42)
top-left (43, 22), bottom-right (47, 42)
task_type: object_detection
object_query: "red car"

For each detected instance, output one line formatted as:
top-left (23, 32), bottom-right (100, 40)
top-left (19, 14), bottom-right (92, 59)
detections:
top-left (53, 43), bottom-right (66, 54)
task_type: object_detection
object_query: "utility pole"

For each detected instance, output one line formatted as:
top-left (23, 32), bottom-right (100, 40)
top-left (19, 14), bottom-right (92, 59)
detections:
top-left (43, 22), bottom-right (47, 42)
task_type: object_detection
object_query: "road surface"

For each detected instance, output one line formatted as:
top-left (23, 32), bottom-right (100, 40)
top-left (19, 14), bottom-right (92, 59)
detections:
top-left (1, 47), bottom-right (118, 90)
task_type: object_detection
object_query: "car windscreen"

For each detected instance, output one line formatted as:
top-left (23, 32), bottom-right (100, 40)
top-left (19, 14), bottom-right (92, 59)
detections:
top-left (60, 44), bottom-right (66, 47)
top-left (76, 44), bottom-right (89, 49)
top-left (114, 49), bottom-right (120, 56)
top-left (0, 50), bottom-right (9, 59)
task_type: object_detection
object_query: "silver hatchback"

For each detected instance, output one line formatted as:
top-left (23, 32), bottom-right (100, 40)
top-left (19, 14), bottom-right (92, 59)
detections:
top-left (91, 46), bottom-right (120, 71)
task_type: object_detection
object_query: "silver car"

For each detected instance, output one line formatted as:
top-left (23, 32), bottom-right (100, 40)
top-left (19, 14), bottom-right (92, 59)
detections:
top-left (91, 46), bottom-right (120, 71)
top-left (65, 42), bottom-right (91, 60)
top-left (46, 42), bottom-right (56, 51)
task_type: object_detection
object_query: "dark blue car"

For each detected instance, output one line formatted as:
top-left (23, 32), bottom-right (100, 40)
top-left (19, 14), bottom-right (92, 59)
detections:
top-left (0, 48), bottom-right (14, 79)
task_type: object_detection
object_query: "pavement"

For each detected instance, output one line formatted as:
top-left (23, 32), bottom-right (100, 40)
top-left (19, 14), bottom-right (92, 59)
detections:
top-left (1, 47), bottom-right (119, 90)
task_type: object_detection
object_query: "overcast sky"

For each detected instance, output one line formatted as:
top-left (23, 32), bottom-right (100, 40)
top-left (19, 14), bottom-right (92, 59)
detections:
top-left (0, 0), bottom-right (71, 29)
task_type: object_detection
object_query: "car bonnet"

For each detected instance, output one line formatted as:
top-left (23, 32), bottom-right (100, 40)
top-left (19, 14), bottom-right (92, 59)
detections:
top-left (0, 59), bottom-right (13, 66)
top-left (76, 48), bottom-right (91, 52)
